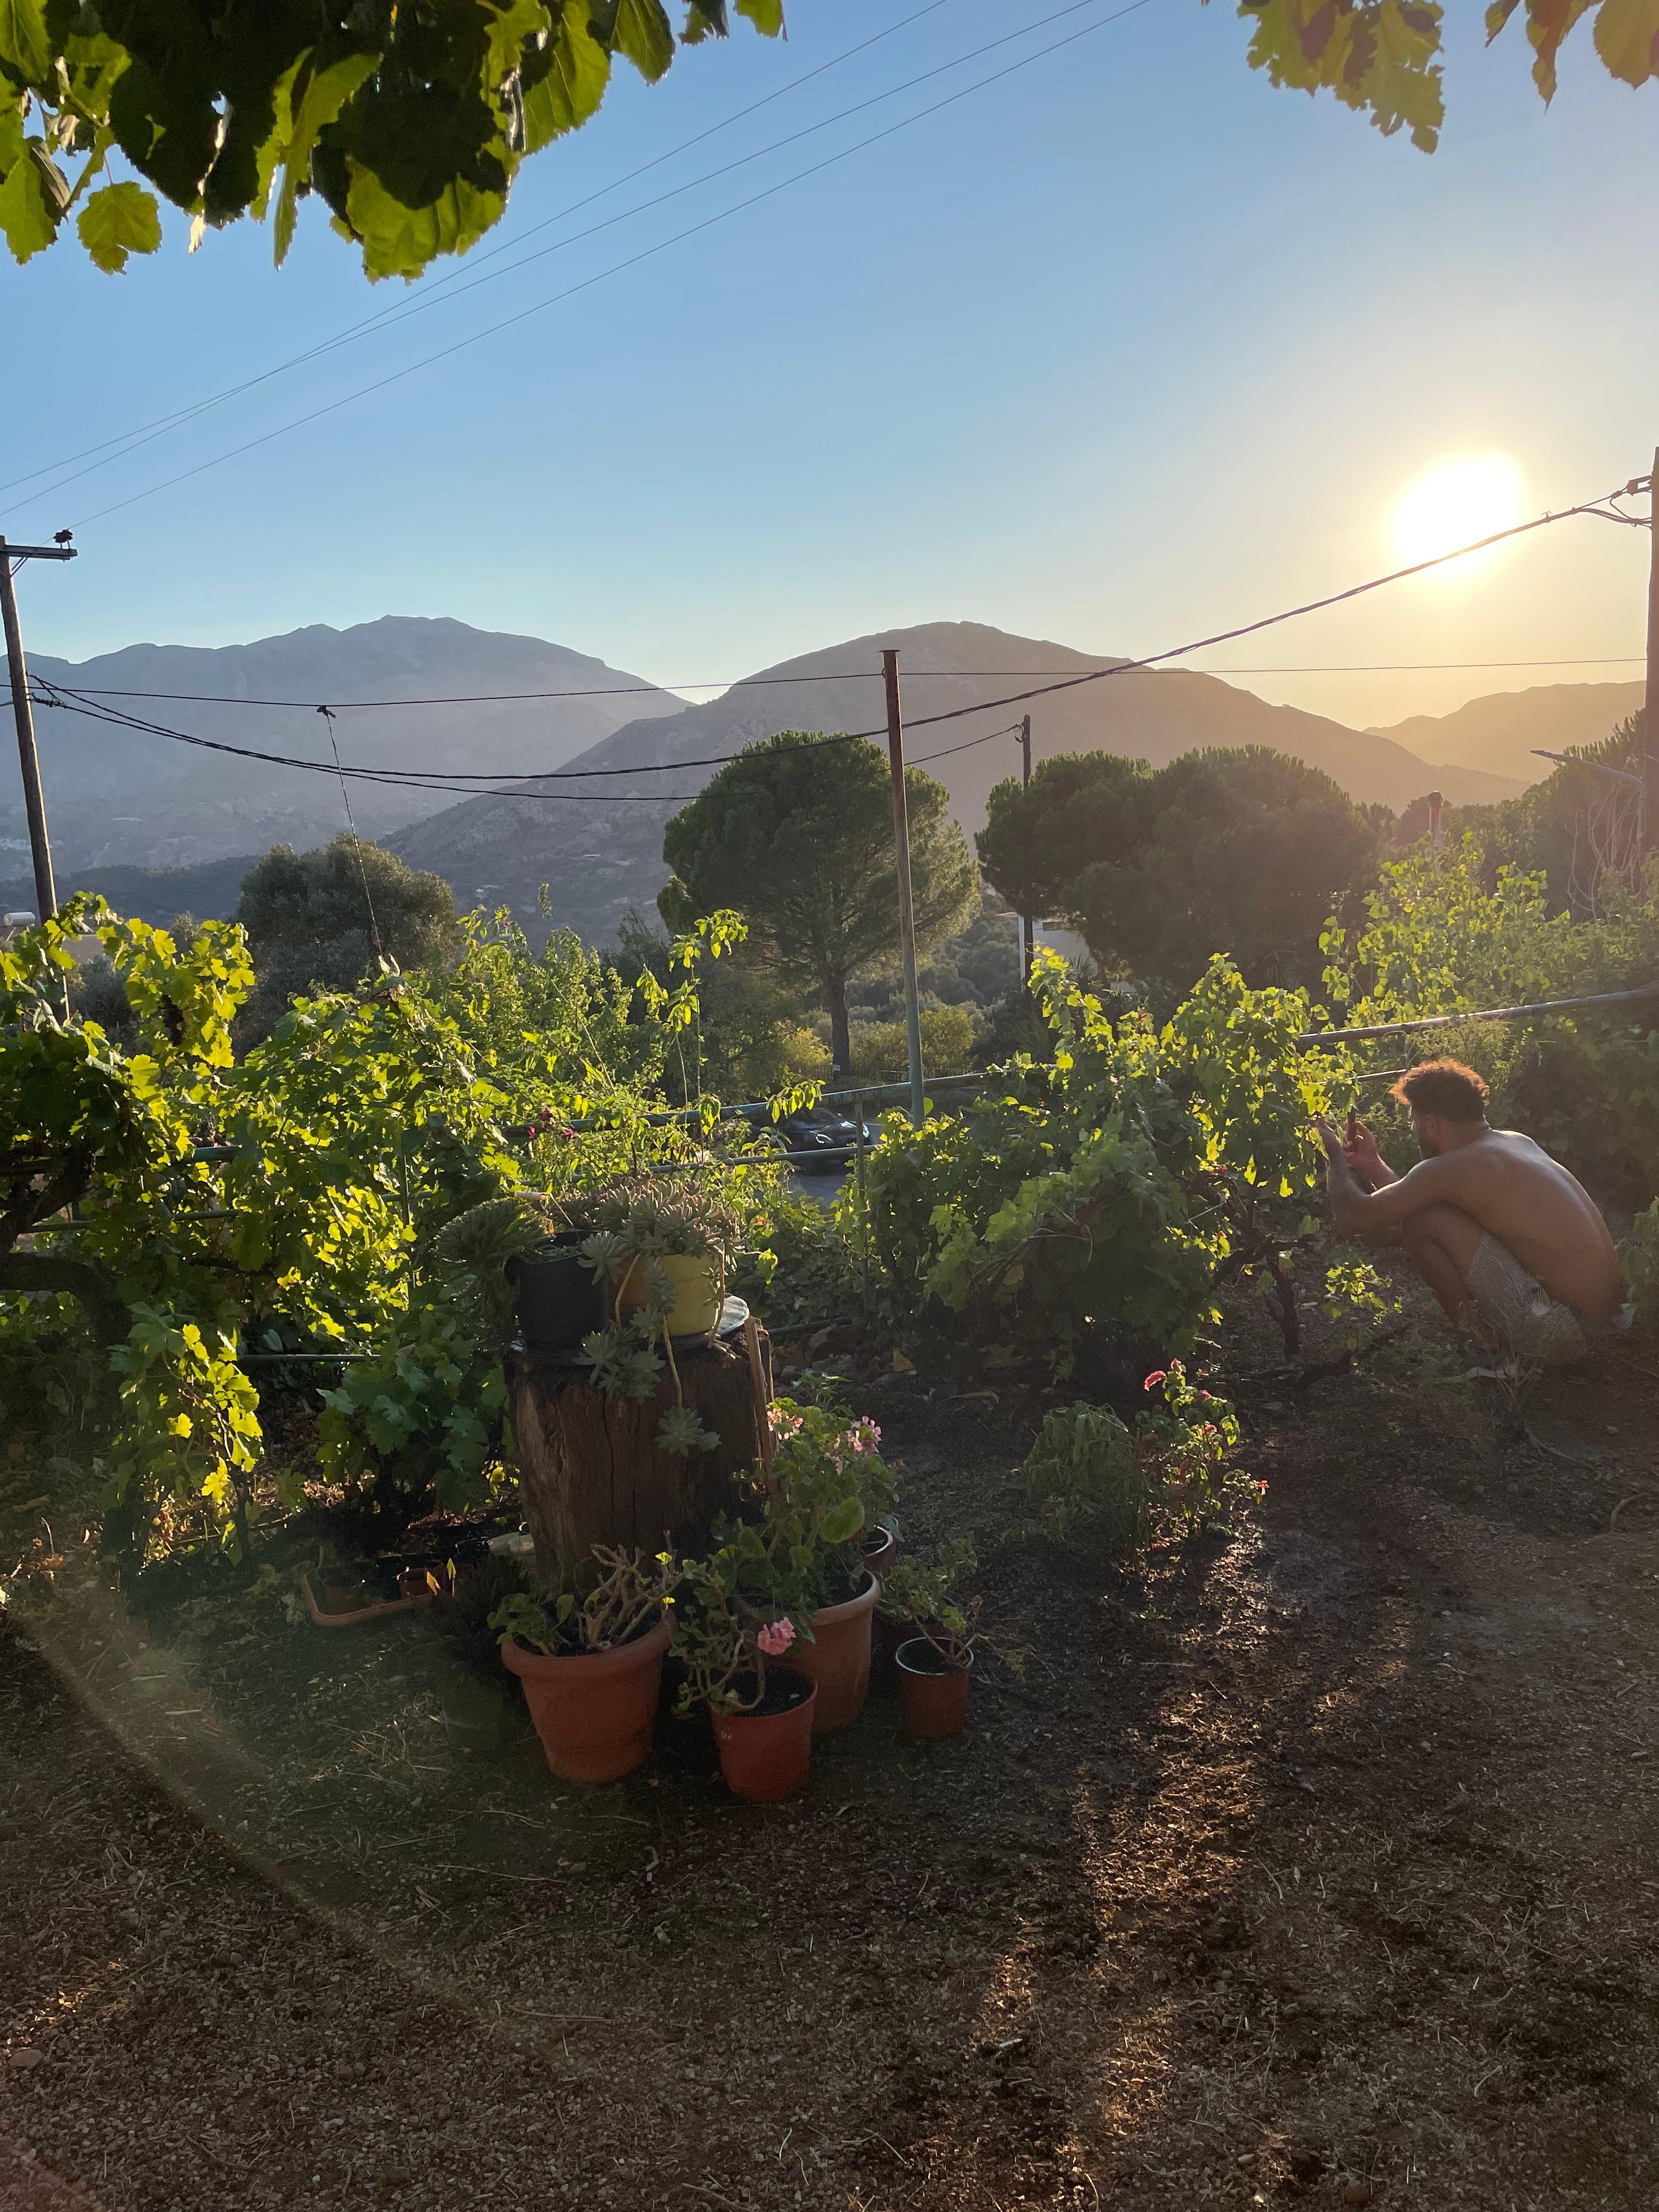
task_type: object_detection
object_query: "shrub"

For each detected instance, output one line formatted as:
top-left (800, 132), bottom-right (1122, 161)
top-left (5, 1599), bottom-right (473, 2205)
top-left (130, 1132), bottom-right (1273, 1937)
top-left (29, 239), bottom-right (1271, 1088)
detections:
top-left (1024, 1364), bottom-right (1249, 1545)
top-left (854, 951), bottom-right (1350, 1380)
top-left (850, 1005), bottom-right (977, 1084)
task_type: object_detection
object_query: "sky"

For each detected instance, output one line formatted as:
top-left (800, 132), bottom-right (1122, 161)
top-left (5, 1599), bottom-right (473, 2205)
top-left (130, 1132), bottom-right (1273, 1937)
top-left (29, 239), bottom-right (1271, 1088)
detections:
top-left (3, 0), bottom-right (1657, 735)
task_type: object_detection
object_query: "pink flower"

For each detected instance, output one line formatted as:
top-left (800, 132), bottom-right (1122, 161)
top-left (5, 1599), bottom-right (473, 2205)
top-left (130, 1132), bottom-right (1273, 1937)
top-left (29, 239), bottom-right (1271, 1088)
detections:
top-left (1143, 1370), bottom-right (1167, 1391)
top-left (756, 1618), bottom-right (795, 1657)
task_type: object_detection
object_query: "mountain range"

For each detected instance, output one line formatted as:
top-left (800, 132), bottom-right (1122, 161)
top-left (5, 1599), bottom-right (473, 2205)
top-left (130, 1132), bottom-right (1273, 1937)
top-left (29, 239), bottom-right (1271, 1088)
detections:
top-left (390, 620), bottom-right (1531, 941)
top-left (3, 617), bottom-right (680, 876)
top-left (1368, 680), bottom-right (1645, 787)
top-left (5, 613), bottom-right (1639, 940)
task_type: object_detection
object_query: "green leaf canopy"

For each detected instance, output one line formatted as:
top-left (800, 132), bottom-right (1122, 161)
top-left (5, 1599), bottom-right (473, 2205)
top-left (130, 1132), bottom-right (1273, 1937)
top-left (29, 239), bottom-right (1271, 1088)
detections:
top-left (0, 0), bottom-right (783, 278)
top-left (660, 731), bottom-right (979, 1075)
top-left (978, 745), bottom-right (1383, 997)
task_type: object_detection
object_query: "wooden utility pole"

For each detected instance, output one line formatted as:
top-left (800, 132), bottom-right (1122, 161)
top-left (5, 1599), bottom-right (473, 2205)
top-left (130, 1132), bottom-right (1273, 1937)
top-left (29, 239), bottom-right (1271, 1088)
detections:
top-left (1019, 713), bottom-right (1035, 985)
top-left (0, 535), bottom-right (77, 922)
top-left (1644, 448), bottom-right (1659, 862)
top-left (881, 648), bottom-right (925, 1127)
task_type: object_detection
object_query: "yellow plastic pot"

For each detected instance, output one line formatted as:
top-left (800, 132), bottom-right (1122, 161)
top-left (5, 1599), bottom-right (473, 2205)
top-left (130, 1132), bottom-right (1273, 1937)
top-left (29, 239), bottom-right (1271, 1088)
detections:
top-left (616, 1251), bottom-right (723, 1337)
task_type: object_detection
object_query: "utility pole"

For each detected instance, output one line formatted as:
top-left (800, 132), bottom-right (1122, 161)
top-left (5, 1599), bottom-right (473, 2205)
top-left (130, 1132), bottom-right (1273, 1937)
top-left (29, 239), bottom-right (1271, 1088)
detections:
top-left (1644, 448), bottom-right (1658, 862)
top-left (1019, 712), bottom-right (1035, 986)
top-left (881, 648), bottom-right (925, 1127)
top-left (1, 534), bottom-right (76, 922)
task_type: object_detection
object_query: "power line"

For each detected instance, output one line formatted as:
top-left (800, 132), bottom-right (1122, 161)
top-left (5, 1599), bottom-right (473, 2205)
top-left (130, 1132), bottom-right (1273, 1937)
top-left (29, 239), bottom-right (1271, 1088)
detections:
top-left (1189, 655), bottom-right (1646, 674)
top-left (26, 683), bottom-right (705, 803)
top-left (28, 492), bottom-right (1627, 796)
top-left (36, 652), bottom-right (1644, 714)
top-left (912, 721), bottom-right (1024, 764)
top-left (70, 0), bottom-right (1158, 529)
top-left (866, 491), bottom-right (1643, 743)
top-left (1, 0), bottom-right (957, 507)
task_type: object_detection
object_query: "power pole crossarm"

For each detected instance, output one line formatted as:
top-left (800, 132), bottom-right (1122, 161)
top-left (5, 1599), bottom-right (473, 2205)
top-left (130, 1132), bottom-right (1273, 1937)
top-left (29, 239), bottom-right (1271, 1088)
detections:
top-left (0, 534), bottom-right (76, 924)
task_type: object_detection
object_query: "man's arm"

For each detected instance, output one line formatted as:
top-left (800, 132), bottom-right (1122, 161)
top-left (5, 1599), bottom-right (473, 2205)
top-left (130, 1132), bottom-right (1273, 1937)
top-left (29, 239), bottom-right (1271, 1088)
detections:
top-left (1314, 1119), bottom-right (1449, 1243)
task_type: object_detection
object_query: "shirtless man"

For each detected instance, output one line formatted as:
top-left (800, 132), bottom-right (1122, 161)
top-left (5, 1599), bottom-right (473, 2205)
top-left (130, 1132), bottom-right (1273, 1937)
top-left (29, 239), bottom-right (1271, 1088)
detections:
top-left (1314, 1058), bottom-right (1628, 1366)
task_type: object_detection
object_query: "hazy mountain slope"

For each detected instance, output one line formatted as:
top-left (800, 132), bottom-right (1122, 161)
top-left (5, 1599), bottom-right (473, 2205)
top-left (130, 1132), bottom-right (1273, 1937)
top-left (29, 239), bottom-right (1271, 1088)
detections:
top-left (1370, 681), bottom-right (1644, 786)
top-left (5, 617), bottom-right (680, 873)
top-left (0, 855), bottom-right (259, 928)
top-left (392, 620), bottom-right (1525, 943)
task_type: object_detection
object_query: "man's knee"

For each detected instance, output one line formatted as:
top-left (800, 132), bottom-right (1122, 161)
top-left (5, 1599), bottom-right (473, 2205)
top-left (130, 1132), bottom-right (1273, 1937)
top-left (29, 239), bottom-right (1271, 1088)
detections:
top-left (1404, 1201), bottom-right (1482, 1268)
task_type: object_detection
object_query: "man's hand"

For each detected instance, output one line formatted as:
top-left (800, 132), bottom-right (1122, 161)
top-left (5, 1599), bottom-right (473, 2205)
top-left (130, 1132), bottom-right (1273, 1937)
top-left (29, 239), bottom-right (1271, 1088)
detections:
top-left (1342, 1113), bottom-right (1390, 1188)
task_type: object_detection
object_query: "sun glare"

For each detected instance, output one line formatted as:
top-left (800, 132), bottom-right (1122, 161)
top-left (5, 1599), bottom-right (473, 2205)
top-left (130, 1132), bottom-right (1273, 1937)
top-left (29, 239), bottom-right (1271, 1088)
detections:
top-left (1394, 456), bottom-right (1524, 572)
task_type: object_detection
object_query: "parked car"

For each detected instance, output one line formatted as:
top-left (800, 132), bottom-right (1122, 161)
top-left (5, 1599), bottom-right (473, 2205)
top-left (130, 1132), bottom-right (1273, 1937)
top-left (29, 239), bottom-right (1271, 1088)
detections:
top-left (776, 1107), bottom-right (875, 1171)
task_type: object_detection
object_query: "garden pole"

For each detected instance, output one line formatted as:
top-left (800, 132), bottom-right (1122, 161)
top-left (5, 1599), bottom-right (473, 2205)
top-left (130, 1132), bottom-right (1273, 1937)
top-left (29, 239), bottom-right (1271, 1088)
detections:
top-left (881, 649), bottom-right (926, 1127)
top-left (1643, 447), bottom-right (1658, 861)
top-left (0, 536), bottom-right (76, 923)
top-left (1019, 713), bottom-right (1035, 988)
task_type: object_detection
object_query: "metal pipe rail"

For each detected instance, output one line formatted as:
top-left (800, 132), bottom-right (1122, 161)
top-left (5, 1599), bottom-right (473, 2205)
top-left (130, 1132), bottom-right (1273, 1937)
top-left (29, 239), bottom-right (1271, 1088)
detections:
top-left (1296, 983), bottom-right (1659, 1048)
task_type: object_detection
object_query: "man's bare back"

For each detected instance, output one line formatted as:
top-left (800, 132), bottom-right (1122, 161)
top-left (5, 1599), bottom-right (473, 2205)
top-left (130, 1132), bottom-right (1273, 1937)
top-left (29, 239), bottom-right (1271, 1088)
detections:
top-left (1372, 1126), bottom-right (1623, 1321)
top-left (1314, 1059), bottom-right (1626, 1360)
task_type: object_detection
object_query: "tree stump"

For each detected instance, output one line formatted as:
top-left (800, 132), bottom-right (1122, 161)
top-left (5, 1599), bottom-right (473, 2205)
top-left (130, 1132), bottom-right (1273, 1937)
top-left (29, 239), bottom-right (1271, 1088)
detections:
top-left (506, 1324), bottom-right (772, 1587)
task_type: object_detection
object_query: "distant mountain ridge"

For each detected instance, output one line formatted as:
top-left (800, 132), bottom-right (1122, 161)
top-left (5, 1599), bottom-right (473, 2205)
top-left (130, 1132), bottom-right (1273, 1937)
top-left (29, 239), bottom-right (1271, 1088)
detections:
top-left (4, 616), bottom-right (680, 873)
top-left (392, 620), bottom-right (1525, 943)
top-left (10, 613), bottom-right (1535, 939)
top-left (1371, 680), bottom-right (1644, 786)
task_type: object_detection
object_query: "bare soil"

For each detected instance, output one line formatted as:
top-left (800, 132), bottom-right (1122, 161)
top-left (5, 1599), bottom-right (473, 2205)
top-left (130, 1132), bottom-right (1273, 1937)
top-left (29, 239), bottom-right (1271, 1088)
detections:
top-left (3, 1284), bottom-right (1657, 2212)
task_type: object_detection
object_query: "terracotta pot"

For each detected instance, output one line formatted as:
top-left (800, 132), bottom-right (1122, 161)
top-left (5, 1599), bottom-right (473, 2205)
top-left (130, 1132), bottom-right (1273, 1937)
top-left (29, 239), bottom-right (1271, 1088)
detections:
top-left (791, 1572), bottom-right (880, 1737)
top-left (873, 1610), bottom-right (909, 1667)
top-left (501, 1615), bottom-right (672, 1782)
top-left (616, 1251), bottom-right (723, 1336)
top-left (896, 1638), bottom-right (973, 1741)
top-left (712, 1668), bottom-right (816, 1802)
top-left (861, 1525), bottom-right (898, 1580)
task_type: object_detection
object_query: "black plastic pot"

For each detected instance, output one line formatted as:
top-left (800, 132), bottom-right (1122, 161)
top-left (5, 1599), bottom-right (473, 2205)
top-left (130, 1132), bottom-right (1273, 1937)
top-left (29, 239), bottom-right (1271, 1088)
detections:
top-left (509, 1237), bottom-right (606, 1353)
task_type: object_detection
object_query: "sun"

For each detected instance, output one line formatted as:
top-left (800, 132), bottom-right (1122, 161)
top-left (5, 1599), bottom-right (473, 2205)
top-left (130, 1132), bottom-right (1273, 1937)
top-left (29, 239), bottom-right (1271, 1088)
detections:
top-left (1394, 456), bottom-right (1524, 572)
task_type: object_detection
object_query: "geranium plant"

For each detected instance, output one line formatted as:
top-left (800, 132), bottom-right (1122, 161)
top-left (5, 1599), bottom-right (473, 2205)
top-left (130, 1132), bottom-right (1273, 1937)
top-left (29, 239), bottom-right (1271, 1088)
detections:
top-left (878, 1537), bottom-right (1023, 1675)
top-left (755, 1392), bottom-right (896, 1611)
top-left (1024, 1362), bottom-right (1251, 1544)
top-left (670, 1540), bottom-right (802, 1717)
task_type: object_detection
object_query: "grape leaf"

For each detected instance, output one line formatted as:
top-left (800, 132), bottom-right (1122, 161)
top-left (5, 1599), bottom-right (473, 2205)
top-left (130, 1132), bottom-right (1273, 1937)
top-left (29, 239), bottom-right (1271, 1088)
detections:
top-left (271, 49), bottom-right (380, 266)
top-left (343, 162), bottom-right (505, 281)
top-left (76, 176), bottom-right (162, 270)
top-left (0, 0), bottom-right (49, 84)
top-left (0, 136), bottom-right (66, 259)
top-left (611, 0), bottom-right (675, 80)
top-left (1522, 0), bottom-right (1595, 94)
top-left (1591, 0), bottom-right (1659, 82)
top-left (523, 3), bottom-right (611, 146)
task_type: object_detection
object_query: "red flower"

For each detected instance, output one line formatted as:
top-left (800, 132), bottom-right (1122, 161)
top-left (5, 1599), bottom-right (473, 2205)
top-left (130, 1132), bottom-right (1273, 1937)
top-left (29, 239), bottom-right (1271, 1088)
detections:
top-left (1143, 1369), bottom-right (1167, 1391)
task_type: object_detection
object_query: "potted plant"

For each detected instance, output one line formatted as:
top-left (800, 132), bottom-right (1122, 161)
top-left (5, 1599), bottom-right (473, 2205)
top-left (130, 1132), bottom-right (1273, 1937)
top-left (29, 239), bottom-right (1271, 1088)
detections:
top-left (568, 1183), bottom-right (746, 1459)
top-left (489, 1544), bottom-right (680, 1782)
top-left (432, 1192), bottom-right (606, 1356)
top-left (671, 1548), bottom-right (816, 1802)
top-left (880, 1539), bottom-right (1022, 1741)
top-left (861, 1511), bottom-right (900, 1581)
top-left (582, 1186), bottom-right (739, 1340)
top-left (741, 1396), bottom-right (897, 1736)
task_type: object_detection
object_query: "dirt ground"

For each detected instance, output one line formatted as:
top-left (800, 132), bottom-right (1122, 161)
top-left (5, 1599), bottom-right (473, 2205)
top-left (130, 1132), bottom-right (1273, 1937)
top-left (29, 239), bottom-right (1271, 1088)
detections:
top-left (3, 1277), bottom-right (1657, 2212)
